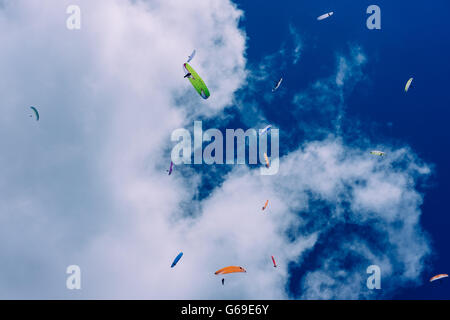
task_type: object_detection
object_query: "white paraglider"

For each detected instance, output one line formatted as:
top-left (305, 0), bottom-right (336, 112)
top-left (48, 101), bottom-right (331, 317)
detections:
top-left (317, 12), bottom-right (334, 21)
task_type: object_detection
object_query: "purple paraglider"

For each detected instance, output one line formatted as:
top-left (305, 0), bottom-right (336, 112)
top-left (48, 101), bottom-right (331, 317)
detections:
top-left (167, 161), bottom-right (174, 175)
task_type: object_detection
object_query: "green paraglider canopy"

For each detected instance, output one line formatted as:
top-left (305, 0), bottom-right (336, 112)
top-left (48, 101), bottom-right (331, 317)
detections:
top-left (183, 63), bottom-right (210, 99)
top-left (30, 106), bottom-right (39, 121)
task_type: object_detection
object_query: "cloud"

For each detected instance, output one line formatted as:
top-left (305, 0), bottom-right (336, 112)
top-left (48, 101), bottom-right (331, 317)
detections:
top-left (289, 24), bottom-right (303, 65)
top-left (278, 139), bottom-right (431, 299)
top-left (0, 0), bottom-right (247, 298)
top-left (289, 45), bottom-right (367, 143)
top-left (335, 46), bottom-right (367, 88)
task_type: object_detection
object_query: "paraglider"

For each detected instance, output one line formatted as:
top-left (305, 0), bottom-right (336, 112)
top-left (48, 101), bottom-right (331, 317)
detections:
top-left (215, 267), bottom-right (246, 285)
top-left (183, 63), bottom-right (210, 99)
top-left (215, 266), bottom-right (246, 275)
top-left (405, 77), bottom-right (413, 92)
top-left (30, 106), bottom-right (39, 121)
top-left (264, 153), bottom-right (270, 168)
top-left (271, 256), bottom-right (277, 268)
top-left (370, 150), bottom-right (385, 156)
top-left (171, 252), bottom-right (183, 268)
top-left (167, 161), bottom-right (174, 175)
top-left (187, 50), bottom-right (196, 63)
top-left (262, 200), bottom-right (269, 211)
top-left (430, 274), bottom-right (448, 282)
top-left (260, 125), bottom-right (272, 135)
top-left (215, 266), bottom-right (246, 285)
top-left (272, 77), bottom-right (283, 92)
top-left (317, 12), bottom-right (334, 21)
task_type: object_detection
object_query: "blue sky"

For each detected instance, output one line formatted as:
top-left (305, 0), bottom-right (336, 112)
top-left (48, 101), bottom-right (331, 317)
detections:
top-left (232, 0), bottom-right (450, 298)
top-left (0, 0), bottom-right (448, 299)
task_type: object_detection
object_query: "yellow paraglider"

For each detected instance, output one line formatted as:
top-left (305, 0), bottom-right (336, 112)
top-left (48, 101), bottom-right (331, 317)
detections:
top-left (405, 77), bottom-right (413, 92)
top-left (370, 150), bottom-right (385, 156)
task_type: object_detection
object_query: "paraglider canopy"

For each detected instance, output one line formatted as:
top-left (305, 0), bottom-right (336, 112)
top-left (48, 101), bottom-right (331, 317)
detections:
top-left (260, 125), bottom-right (272, 135)
top-left (171, 252), bottom-right (183, 268)
top-left (430, 274), bottom-right (448, 282)
top-left (30, 106), bottom-right (39, 121)
top-left (167, 161), bottom-right (174, 175)
top-left (271, 256), bottom-right (277, 268)
top-left (405, 77), bottom-right (413, 92)
top-left (215, 266), bottom-right (246, 275)
top-left (264, 153), bottom-right (270, 168)
top-left (317, 12), bottom-right (334, 21)
top-left (187, 50), bottom-right (196, 63)
top-left (272, 78), bottom-right (283, 92)
top-left (183, 63), bottom-right (210, 99)
top-left (370, 150), bottom-right (385, 156)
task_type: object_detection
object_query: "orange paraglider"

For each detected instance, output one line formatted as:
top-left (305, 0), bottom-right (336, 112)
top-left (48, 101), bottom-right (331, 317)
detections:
top-left (264, 153), bottom-right (270, 168)
top-left (430, 274), bottom-right (448, 282)
top-left (262, 200), bottom-right (269, 211)
top-left (215, 266), bottom-right (246, 275)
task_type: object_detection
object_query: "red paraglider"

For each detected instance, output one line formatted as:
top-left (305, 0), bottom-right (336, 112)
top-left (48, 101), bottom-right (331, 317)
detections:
top-left (271, 256), bottom-right (277, 268)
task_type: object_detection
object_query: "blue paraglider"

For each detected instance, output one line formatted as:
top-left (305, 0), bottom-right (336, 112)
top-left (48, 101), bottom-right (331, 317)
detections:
top-left (171, 252), bottom-right (183, 268)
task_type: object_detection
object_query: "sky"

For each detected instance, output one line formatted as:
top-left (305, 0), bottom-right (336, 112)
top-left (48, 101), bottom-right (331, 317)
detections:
top-left (0, 0), bottom-right (449, 299)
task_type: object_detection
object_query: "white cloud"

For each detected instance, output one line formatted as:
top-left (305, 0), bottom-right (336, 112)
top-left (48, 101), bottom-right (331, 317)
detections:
top-left (0, 0), bottom-right (247, 298)
top-left (335, 46), bottom-right (366, 87)
top-left (289, 24), bottom-right (303, 65)
top-left (278, 139), bottom-right (430, 299)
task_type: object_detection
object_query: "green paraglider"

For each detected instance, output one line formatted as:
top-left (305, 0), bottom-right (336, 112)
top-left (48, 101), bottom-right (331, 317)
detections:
top-left (370, 150), bottom-right (385, 156)
top-left (30, 106), bottom-right (39, 121)
top-left (183, 63), bottom-right (210, 99)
